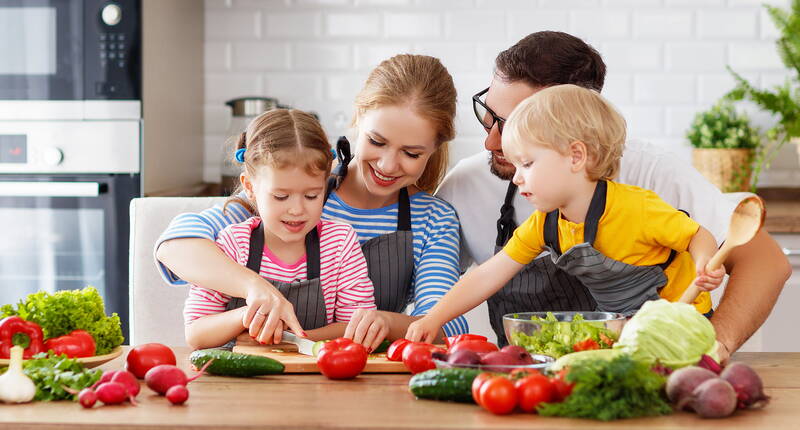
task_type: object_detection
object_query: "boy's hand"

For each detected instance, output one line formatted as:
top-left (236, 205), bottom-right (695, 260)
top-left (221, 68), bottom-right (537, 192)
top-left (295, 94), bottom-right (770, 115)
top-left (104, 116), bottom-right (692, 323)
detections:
top-left (405, 316), bottom-right (442, 344)
top-left (694, 258), bottom-right (726, 292)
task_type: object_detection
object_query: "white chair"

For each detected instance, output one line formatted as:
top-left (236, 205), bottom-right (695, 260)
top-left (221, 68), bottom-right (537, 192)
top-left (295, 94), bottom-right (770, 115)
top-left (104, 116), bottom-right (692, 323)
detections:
top-left (128, 196), bottom-right (227, 346)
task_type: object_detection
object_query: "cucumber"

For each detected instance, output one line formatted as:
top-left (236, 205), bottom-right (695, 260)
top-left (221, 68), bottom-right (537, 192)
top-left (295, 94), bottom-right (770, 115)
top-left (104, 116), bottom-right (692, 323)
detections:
top-left (372, 339), bottom-right (392, 354)
top-left (408, 368), bottom-right (483, 403)
top-left (189, 349), bottom-right (284, 377)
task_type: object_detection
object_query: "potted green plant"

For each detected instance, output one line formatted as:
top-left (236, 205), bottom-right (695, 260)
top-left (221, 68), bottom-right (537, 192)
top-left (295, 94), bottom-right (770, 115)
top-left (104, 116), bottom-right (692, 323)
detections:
top-left (726, 0), bottom-right (800, 184)
top-left (686, 101), bottom-right (761, 192)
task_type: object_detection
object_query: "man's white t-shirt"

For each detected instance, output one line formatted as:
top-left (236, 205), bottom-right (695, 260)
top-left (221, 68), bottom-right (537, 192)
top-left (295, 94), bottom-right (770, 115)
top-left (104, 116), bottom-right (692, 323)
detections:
top-left (435, 139), bottom-right (744, 341)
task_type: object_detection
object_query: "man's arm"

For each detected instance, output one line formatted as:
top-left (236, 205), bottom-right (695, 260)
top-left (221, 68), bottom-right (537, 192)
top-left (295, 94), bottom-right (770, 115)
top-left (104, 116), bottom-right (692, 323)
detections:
top-left (713, 228), bottom-right (791, 357)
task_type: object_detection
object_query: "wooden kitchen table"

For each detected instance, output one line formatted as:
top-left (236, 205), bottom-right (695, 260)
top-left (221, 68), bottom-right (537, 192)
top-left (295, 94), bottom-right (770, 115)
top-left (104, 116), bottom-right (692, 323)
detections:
top-left (0, 347), bottom-right (797, 430)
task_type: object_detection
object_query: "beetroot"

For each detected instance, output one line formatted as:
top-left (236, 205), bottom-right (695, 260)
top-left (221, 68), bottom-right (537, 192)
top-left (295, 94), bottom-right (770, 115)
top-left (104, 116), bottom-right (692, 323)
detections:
top-left (666, 366), bottom-right (718, 404)
top-left (447, 350), bottom-right (480, 366)
top-left (720, 362), bottom-right (770, 409)
top-left (166, 385), bottom-right (189, 405)
top-left (697, 354), bottom-right (723, 374)
top-left (499, 345), bottom-right (534, 364)
top-left (95, 382), bottom-right (129, 405)
top-left (679, 378), bottom-right (738, 419)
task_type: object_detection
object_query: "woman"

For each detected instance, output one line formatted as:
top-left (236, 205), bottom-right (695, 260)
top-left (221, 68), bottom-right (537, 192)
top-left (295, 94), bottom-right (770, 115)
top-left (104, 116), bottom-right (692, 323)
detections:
top-left (155, 54), bottom-right (468, 351)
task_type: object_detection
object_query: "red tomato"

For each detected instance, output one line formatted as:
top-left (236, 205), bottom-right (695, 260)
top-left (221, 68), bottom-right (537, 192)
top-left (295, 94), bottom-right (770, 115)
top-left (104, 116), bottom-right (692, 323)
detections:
top-left (515, 375), bottom-right (554, 413)
top-left (448, 340), bottom-right (498, 355)
top-left (401, 343), bottom-right (444, 375)
top-left (386, 339), bottom-right (411, 362)
top-left (479, 377), bottom-right (517, 415)
top-left (445, 334), bottom-right (488, 349)
top-left (573, 338), bottom-right (600, 352)
top-left (316, 337), bottom-right (368, 380)
top-left (550, 369), bottom-right (574, 402)
top-left (509, 368), bottom-right (541, 380)
top-left (471, 372), bottom-right (497, 406)
top-left (126, 343), bottom-right (176, 379)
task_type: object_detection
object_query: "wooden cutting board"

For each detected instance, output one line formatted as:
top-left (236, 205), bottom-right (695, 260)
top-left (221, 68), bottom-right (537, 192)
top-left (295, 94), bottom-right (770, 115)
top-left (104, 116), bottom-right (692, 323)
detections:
top-left (232, 334), bottom-right (409, 374)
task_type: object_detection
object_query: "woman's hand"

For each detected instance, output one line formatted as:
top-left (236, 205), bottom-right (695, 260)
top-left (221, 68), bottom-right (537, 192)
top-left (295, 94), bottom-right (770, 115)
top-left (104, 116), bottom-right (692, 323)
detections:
top-left (343, 309), bottom-right (389, 353)
top-left (242, 284), bottom-right (305, 344)
top-left (405, 316), bottom-right (442, 344)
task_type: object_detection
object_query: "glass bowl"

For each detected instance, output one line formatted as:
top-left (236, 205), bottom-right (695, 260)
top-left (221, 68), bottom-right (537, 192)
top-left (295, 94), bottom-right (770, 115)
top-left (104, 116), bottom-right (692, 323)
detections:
top-left (503, 311), bottom-right (626, 358)
top-left (432, 353), bottom-right (555, 373)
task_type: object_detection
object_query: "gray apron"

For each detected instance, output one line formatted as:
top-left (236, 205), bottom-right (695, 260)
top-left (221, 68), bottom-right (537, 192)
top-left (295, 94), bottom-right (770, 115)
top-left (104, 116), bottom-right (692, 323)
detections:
top-left (540, 180), bottom-right (677, 316)
top-left (487, 182), bottom-right (595, 346)
top-left (223, 220), bottom-right (327, 348)
top-left (326, 136), bottom-right (415, 314)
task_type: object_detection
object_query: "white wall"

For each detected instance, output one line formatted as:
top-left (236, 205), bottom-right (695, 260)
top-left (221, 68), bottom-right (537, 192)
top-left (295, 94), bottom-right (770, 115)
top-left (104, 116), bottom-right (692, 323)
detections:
top-left (203, 0), bottom-right (799, 186)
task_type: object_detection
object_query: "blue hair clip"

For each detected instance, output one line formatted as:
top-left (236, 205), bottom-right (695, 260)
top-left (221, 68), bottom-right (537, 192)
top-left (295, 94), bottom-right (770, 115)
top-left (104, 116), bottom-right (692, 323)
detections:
top-left (235, 148), bottom-right (246, 163)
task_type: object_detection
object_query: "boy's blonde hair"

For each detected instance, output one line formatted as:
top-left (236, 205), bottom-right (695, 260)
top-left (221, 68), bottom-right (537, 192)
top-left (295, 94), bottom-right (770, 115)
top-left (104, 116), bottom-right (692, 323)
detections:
top-left (502, 84), bottom-right (626, 181)
top-left (224, 109), bottom-right (333, 215)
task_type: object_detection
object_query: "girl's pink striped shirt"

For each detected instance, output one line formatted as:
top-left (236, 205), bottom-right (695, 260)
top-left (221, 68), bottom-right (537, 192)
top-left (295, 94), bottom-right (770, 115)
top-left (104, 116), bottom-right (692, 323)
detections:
top-left (184, 216), bottom-right (376, 325)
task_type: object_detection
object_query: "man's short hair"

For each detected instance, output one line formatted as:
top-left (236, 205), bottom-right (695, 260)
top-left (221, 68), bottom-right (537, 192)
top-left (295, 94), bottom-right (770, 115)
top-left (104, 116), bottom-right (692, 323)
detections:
top-left (495, 31), bottom-right (606, 92)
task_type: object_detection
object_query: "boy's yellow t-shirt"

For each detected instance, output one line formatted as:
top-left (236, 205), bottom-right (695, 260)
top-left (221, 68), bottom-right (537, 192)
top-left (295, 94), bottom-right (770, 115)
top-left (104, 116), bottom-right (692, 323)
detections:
top-left (503, 181), bottom-right (712, 313)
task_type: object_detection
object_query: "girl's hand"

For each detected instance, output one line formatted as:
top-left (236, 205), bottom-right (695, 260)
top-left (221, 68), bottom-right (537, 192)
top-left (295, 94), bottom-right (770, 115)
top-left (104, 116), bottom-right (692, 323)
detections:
top-left (694, 260), bottom-right (726, 293)
top-left (343, 309), bottom-right (389, 353)
top-left (242, 284), bottom-right (305, 344)
top-left (405, 316), bottom-right (442, 344)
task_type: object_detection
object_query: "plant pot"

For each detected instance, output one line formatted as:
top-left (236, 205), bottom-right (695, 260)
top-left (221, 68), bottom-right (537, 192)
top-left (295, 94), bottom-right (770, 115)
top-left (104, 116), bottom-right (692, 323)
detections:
top-left (692, 148), bottom-right (754, 192)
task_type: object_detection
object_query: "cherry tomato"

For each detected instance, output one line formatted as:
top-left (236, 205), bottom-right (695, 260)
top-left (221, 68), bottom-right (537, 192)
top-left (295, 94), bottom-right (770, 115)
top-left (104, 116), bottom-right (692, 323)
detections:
top-left (448, 340), bottom-right (498, 355)
top-left (126, 343), bottom-right (176, 379)
top-left (471, 372), bottom-right (497, 406)
top-left (550, 368), bottom-right (574, 402)
top-left (479, 376), bottom-right (517, 415)
top-left (444, 334), bottom-right (488, 349)
top-left (572, 338), bottom-right (600, 352)
top-left (386, 339), bottom-right (411, 362)
top-left (401, 343), bottom-right (444, 374)
top-left (515, 374), bottom-right (554, 413)
top-left (316, 337), bottom-right (368, 380)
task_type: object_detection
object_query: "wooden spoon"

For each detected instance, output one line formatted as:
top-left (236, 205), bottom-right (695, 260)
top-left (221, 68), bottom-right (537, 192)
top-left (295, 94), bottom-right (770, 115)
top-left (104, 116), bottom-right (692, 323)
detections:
top-left (679, 195), bottom-right (766, 304)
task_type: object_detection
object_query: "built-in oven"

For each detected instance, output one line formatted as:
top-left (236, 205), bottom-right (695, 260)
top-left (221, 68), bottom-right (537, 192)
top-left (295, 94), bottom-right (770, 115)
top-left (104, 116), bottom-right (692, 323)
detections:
top-left (0, 0), bottom-right (141, 340)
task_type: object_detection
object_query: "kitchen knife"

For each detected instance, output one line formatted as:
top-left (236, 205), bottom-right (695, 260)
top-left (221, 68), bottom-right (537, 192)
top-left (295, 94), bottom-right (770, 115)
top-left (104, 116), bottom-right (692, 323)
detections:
top-left (281, 330), bottom-right (316, 356)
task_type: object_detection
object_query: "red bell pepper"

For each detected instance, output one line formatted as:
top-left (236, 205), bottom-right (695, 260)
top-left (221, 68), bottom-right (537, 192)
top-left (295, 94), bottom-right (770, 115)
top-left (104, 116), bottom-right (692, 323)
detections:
top-left (44, 329), bottom-right (96, 358)
top-left (445, 334), bottom-right (488, 349)
top-left (0, 316), bottom-right (44, 359)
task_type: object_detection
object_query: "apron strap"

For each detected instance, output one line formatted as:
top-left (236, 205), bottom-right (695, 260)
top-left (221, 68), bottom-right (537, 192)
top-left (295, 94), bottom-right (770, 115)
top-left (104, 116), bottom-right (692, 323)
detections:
top-left (656, 209), bottom-right (690, 270)
top-left (325, 136), bottom-right (353, 203)
top-left (246, 220), bottom-right (321, 279)
top-left (495, 182), bottom-right (518, 247)
top-left (543, 180), bottom-right (608, 255)
top-left (397, 187), bottom-right (411, 231)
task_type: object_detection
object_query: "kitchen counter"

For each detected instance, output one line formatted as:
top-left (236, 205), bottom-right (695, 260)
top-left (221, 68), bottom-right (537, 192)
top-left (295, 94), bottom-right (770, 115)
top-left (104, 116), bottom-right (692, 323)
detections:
top-left (759, 188), bottom-right (800, 234)
top-left (0, 347), bottom-right (797, 430)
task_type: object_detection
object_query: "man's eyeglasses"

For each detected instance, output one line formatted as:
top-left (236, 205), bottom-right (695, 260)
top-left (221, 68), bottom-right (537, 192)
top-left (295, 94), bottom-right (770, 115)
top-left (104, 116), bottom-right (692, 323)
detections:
top-left (472, 87), bottom-right (505, 135)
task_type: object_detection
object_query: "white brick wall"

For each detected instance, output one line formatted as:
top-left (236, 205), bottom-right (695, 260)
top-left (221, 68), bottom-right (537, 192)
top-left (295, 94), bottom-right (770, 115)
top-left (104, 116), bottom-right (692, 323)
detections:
top-left (203, 0), bottom-right (799, 186)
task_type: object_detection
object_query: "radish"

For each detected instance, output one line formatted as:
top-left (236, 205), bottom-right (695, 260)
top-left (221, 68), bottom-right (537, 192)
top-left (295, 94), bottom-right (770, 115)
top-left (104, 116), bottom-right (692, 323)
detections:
top-left (78, 388), bottom-right (97, 408)
top-left (91, 370), bottom-right (118, 390)
top-left (110, 370), bottom-right (141, 398)
top-left (720, 362), bottom-right (770, 409)
top-left (666, 366), bottom-right (717, 404)
top-left (95, 382), bottom-right (129, 405)
top-left (145, 359), bottom-right (213, 395)
top-left (166, 385), bottom-right (189, 405)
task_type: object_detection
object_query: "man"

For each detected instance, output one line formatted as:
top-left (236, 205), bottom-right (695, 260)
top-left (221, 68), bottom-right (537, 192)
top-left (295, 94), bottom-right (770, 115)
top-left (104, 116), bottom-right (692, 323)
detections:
top-left (436, 31), bottom-right (791, 361)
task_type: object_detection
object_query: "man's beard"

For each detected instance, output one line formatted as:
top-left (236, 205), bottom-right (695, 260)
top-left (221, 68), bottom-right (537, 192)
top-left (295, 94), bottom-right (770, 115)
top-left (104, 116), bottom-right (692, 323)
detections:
top-left (488, 153), bottom-right (515, 181)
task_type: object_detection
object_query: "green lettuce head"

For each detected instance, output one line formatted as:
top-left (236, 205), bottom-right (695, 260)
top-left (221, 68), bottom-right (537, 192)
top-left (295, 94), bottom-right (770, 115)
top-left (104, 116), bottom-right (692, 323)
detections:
top-left (613, 299), bottom-right (718, 368)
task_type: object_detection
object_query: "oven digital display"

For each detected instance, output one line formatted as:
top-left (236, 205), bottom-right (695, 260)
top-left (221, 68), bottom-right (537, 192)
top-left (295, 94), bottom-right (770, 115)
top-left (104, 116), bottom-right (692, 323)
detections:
top-left (0, 135), bottom-right (27, 163)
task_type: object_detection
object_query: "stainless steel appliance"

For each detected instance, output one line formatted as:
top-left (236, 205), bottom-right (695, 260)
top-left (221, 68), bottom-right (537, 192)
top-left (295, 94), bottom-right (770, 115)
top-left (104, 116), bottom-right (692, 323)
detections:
top-left (0, 0), bottom-right (141, 339)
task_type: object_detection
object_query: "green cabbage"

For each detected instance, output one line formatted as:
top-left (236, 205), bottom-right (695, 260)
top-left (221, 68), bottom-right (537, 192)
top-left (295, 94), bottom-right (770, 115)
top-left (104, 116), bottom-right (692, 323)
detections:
top-left (613, 299), bottom-right (719, 368)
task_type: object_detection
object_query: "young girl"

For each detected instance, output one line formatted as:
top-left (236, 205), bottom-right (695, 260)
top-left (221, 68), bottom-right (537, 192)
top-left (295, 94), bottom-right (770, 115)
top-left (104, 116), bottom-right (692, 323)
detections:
top-left (183, 109), bottom-right (376, 350)
top-left (407, 84), bottom-right (726, 343)
top-left (157, 55), bottom-right (467, 352)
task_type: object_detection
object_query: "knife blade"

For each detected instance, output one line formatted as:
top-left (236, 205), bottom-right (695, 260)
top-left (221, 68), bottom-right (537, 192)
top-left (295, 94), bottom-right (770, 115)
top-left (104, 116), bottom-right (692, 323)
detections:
top-left (281, 330), bottom-right (316, 356)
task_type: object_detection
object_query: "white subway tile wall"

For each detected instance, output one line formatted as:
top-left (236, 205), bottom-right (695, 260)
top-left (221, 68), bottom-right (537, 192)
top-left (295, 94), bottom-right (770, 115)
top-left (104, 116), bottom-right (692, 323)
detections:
top-left (203, 0), bottom-right (796, 186)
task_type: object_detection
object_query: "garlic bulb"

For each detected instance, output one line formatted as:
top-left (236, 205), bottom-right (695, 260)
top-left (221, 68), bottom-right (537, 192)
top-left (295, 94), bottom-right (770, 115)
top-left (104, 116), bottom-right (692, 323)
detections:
top-left (0, 345), bottom-right (36, 403)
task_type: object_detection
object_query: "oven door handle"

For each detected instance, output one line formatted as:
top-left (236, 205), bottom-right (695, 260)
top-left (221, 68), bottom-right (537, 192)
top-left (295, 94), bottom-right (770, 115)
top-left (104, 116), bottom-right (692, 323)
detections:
top-left (0, 182), bottom-right (103, 197)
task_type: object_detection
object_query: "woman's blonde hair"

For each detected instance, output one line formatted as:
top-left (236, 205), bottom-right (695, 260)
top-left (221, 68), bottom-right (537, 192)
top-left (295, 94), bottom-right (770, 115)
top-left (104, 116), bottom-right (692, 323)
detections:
top-left (502, 84), bottom-right (626, 181)
top-left (224, 109), bottom-right (333, 215)
top-left (352, 54), bottom-right (456, 194)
